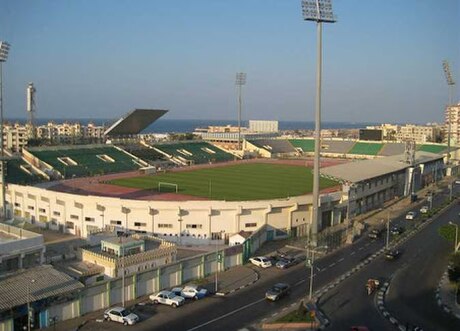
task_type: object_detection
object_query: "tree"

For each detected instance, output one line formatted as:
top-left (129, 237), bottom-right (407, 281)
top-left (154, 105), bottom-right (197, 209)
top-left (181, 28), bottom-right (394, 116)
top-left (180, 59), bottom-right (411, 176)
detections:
top-left (438, 224), bottom-right (456, 242)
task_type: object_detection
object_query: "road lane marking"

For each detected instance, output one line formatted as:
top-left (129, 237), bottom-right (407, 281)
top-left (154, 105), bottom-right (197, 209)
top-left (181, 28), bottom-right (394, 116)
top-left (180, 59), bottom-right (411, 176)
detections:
top-left (358, 247), bottom-right (365, 251)
top-left (329, 263), bottom-right (336, 267)
top-left (186, 298), bottom-right (266, 331)
top-left (338, 258), bottom-right (345, 263)
top-left (295, 279), bottom-right (306, 286)
top-left (350, 251), bottom-right (356, 255)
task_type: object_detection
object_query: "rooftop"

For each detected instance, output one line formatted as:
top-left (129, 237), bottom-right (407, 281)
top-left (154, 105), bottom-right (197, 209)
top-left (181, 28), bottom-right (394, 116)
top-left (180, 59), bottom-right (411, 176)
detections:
top-left (0, 265), bottom-right (83, 311)
top-left (320, 151), bottom-right (443, 183)
top-left (104, 109), bottom-right (168, 136)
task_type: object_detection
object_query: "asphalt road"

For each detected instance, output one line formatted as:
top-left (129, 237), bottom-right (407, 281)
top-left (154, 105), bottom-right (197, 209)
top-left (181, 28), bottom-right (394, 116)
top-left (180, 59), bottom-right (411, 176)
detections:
top-left (80, 185), bottom-right (457, 331)
top-left (321, 187), bottom-right (460, 330)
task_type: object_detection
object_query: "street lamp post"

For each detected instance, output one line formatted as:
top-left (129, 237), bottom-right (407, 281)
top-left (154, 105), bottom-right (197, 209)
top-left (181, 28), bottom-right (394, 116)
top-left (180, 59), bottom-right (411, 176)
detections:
top-left (449, 221), bottom-right (458, 253)
top-left (214, 230), bottom-right (225, 293)
top-left (0, 41), bottom-right (10, 221)
top-left (306, 245), bottom-right (327, 301)
top-left (301, 0), bottom-right (336, 246)
top-left (442, 60), bottom-right (455, 164)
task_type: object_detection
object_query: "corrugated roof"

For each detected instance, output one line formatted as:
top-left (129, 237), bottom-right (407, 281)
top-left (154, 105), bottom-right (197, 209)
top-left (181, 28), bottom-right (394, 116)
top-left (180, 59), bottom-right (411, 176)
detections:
top-left (0, 265), bottom-right (84, 311)
top-left (320, 151), bottom-right (442, 183)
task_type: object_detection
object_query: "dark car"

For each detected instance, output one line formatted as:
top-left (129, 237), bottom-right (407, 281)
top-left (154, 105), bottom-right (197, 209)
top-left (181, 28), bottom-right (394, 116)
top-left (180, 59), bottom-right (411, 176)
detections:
top-left (390, 226), bottom-right (404, 235)
top-left (275, 257), bottom-right (298, 269)
top-left (265, 283), bottom-right (291, 301)
top-left (368, 229), bottom-right (381, 239)
top-left (385, 249), bottom-right (401, 260)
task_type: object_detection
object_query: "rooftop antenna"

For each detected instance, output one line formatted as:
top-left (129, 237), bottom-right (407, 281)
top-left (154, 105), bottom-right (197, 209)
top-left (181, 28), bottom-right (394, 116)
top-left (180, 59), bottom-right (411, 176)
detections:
top-left (301, 0), bottom-right (336, 246)
top-left (235, 72), bottom-right (246, 151)
top-left (27, 82), bottom-right (37, 139)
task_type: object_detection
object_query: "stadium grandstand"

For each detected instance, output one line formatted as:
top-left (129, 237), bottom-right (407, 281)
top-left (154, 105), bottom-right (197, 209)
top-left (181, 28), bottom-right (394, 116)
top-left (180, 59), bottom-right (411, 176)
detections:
top-left (378, 142), bottom-right (406, 156)
top-left (348, 141), bottom-right (384, 156)
top-left (289, 139), bottom-right (315, 152)
top-left (245, 139), bottom-right (297, 157)
top-left (153, 141), bottom-right (234, 165)
top-left (119, 143), bottom-right (166, 164)
top-left (320, 140), bottom-right (356, 155)
top-left (417, 144), bottom-right (447, 154)
top-left (23, 145), bottom-right (147, 179)
top-left (5, 158), bottom-right (41, 185)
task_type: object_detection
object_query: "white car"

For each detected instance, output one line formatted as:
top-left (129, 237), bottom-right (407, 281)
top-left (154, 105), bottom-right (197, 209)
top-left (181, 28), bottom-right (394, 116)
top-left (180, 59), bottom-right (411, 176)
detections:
top-left (420, 206), bottom-right (429, 214)
top-left (249, 256), bottom-right (272, 268)
top-left (104, 307), bottom-right (139, 325)
top-left (180, 285), bottom-right (208, 300)
top-left (405, 211), bottom-right (416, 220)
top-left (149, 290), bottom-right (185, 308)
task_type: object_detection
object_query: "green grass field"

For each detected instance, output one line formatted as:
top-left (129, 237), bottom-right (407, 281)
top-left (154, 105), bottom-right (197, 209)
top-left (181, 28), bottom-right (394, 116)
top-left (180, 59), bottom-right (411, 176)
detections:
top-left (108, 163), bottom-right (339, 201)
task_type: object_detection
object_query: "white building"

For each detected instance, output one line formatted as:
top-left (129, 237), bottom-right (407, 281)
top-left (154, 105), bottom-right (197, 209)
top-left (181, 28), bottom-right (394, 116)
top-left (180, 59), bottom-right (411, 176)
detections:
top-left (249, 120), bottom-right (279, 133)
top-left (445, 103), bottom-right (460, 145)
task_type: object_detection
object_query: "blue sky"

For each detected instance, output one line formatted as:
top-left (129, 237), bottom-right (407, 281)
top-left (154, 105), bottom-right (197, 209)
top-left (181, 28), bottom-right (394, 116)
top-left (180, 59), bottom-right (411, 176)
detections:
top-left (1, 0), bottom-right (459, 123)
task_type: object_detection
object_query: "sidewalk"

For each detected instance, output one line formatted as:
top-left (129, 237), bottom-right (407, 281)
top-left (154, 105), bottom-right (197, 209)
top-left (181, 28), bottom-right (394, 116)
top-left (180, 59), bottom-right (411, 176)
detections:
top-left (42, 265), bottom-right (258, 330)
top-left (437, 269), bottom-right (460, 319)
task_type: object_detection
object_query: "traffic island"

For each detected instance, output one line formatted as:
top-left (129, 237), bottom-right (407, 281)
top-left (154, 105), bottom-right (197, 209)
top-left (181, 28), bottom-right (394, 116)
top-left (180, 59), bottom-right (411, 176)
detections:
top-left (261, 301), bottom-right (320, 330)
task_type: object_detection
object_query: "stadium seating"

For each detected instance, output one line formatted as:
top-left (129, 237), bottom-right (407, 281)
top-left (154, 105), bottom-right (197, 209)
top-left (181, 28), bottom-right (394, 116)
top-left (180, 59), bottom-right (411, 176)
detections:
top-left (119, 144), bottom-right (165, 163)
top-left (247, 139), bottom-right (297, 154)
top-left (5, 159), bottom-right (41, 185)
top-left (29, 146), bottom-right (140, 178)
top-left (289, 139), bottom-right (315, 152)
top-left (348, 142), bottom-right (383, 156)
top-left (320, 140), bottom-right (355, 154)
top-left (154, 141), bottom-right (233, 164)
top-left (378, 143), bottom-right (406, 156)
top-left (417, 144), bottom-right (446, 154)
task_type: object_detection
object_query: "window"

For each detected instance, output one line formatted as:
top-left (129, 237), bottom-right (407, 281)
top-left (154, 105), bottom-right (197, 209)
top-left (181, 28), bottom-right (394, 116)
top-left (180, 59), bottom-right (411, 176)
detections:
top-left (158, 223), bottom-right (173, 228)
top-left (53, 211), bottom-right (61, 216)
top-left (85, 217), bottom-right (95, 222)
top-left (39, 208), bottom-right (46, 213)
top-left (134, 222), bottom-right (146, 227)
top-left (14, 202), bottom-right (20, 207)
top-left (65, 221), bottom-right (74, 229)
top-left (110, 220), bottom-right (122, 225)
top-left (28, 206), bottom-right (34, 210)
top-left (70, 214), bottom-right (79, 220)
top-left (186, 224), bottom-right (202, 229)
top-left (245, 223), bottom-right (257, 228)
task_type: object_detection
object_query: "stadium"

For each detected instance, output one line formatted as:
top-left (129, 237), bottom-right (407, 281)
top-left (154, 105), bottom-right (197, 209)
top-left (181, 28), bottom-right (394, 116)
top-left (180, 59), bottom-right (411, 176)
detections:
top-left (2, 109), bottom-right (451, 245)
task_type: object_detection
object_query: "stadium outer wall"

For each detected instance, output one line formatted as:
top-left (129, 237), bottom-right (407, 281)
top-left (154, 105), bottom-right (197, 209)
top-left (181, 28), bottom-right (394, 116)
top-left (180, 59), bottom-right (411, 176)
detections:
top-left (5, 183), bottom-right (344, 243)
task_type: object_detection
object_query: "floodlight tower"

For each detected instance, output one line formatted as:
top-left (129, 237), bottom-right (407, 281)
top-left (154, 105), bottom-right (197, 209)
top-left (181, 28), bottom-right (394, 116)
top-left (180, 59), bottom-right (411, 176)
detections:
top-left (301, 0), bottom-right (336, 245)
top-left (0, 41), bottom-right (10, 221)
top-left (442, 60), bottom-right (455, 164)
top-left (27, 82), bottom-right (37, 139)
top-left (235, 72), bottom-right (246, 150)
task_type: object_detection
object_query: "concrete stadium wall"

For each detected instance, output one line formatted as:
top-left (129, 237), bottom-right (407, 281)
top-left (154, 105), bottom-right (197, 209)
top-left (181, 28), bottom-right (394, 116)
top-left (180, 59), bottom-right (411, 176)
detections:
top-left (5, 183), bottom-right (343, 241)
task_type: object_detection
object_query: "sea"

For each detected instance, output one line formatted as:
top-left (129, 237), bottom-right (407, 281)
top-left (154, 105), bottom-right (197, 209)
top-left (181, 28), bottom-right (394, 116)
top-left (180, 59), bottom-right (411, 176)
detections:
top-left (7, 118), bottom-right (378, 134)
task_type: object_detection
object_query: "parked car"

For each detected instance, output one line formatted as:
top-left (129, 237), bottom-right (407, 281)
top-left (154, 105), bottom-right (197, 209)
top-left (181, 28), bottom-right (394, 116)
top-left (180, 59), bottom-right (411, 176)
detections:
top-left (368, 229), bottom-right (381, 239)
top-left (420, 205), bottom-right (429, 214)
top-left (180, 285), bottom-right (208, 300)
top-left (390, 226), bottom-right (404, 235)
top-left (405, 211), bottom-right (416, 220)
top-left (385, 249), bottom-right (401, 260)
top-left (249, 256), bottom-right (272, 268)
top-left (149, 290), bottom-right (185, 308)
top-left (455, 179), bottom-right (460, 185)
top-left (265, 283), bottom-right (291, 301)
top-left (104, 307), bottom-right (139, 325)
top-left (170, 287), bottom-right (183, 297)
top-left (276, 257), bottom-right (298, 269)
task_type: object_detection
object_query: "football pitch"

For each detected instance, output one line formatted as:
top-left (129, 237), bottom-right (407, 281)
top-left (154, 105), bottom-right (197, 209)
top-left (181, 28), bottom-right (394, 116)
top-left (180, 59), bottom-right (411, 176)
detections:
top-left (108, 163), bottom-right (339, 201)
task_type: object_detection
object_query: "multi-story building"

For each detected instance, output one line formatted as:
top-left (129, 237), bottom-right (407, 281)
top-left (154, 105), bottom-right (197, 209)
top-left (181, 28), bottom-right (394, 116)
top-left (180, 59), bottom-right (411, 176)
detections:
top-left (395, 124), bottom-right (442, 143)
top-left (249, 120), bottom-right (278, 133)
top-left (445, 103), bottom-right (460, 145)
top-left (1, 123), bottom-right (28, 151)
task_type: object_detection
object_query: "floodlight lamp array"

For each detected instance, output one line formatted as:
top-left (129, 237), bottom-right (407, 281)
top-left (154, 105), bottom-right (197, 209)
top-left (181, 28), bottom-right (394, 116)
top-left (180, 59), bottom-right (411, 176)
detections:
top-left (236, 72), bottom-right (247, 86)
top-left (0, 41), bottom-right (10, 62)
top-left (442, 60), bottom-right (455, 86)
top-left (302, 0), bottom-right (336, 23)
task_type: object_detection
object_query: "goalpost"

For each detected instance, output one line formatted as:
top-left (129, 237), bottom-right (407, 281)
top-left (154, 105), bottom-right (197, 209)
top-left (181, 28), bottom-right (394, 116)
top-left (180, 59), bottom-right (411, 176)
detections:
top-left (158, 182), bottom-right (178, 193)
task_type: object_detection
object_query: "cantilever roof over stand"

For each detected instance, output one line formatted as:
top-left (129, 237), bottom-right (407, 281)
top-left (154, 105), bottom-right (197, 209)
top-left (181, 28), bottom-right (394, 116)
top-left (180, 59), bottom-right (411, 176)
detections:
top-left (104, 108), bottom-right (168, 136)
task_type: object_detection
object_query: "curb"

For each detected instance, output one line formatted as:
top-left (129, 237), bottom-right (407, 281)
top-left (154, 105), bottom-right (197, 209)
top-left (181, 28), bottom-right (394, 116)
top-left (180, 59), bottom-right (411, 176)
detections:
top-left (215, 268), bottom-right (260, 296)
top-left (435, 269), bottom-right (460, 320)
